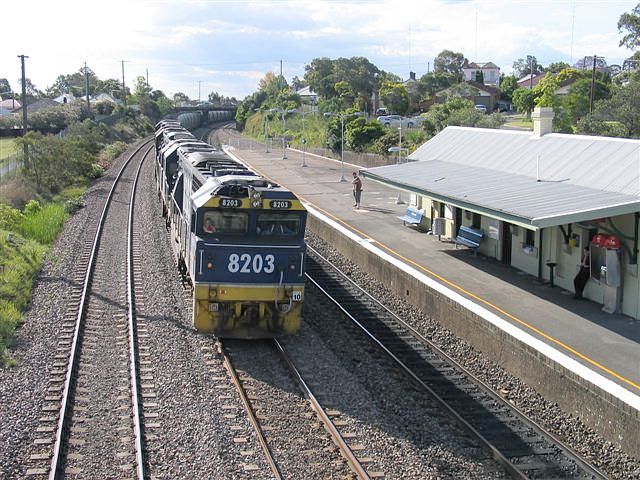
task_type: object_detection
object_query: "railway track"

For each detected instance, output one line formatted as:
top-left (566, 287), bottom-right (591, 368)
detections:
top-left (26, 141), bottom-right (152, 479)
top-left (305, 245), bottom-right (607, 480)
top-left (218, 338), bottom-right (376, 479)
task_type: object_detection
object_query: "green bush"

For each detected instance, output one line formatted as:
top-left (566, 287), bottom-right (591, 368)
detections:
top-left (99, 141), bottom-right (128, 165)
top-left (0, 204), bottom-right (23, 230)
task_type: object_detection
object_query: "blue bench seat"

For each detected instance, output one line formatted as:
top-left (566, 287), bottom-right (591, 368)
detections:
top-left (398, 207), bottom-right (429, 231)
top-left (454, 225), bottom-right (484, 254)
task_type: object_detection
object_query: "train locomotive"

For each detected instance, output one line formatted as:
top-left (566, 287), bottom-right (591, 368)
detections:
top-left (155, 114), bottom-right (307, 338)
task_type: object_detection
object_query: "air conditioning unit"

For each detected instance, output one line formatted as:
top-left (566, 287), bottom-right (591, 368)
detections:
top-left (432, 217), bottom-right (446, 236)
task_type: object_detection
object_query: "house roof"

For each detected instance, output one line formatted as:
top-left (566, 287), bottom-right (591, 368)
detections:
top-left (296, 86), bottom-right (317, 97)
top-left (464, 61), bottom-right (500, 70)
top-left (517, 72), bottom-right (578, 91)
top-left (435, 81), bottom-right (499, 98)
top-left (361, 126), bottom-right (640, 230)
top-left (0, 98), bottom-right (20, 110)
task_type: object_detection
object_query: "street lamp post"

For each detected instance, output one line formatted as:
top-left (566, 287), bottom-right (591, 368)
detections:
top-left (298, 110), bottom-right (313, 167)
top-left (281, 111), bottom-right (287, 159)
top-left (397, 125), bottom-right (403, 203)
top-left (324, 111), bottom-right (363, 182)
top-left (388, 144), bottom-right (409, 204)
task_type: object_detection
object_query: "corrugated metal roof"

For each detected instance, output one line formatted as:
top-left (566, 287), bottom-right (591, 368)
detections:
top-left (364, 126), bottom-right (640, 229)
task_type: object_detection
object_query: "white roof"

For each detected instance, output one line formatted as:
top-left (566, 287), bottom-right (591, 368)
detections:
top-left (296, 86), bottom-right (317, 97)
top-left (363, 126), bottom-right (640, 229)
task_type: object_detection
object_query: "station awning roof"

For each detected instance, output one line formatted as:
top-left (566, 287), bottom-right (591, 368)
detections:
top-left (362, 126), bottom-right (640, 230)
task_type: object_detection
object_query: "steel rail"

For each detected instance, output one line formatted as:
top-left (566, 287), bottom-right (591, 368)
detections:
top-left (304, 248), bottom-right (528, 480)
top-left (126, 145), bottom-right (154, 479)
top-left (272, 339), bottom-right (372, 480)
top-left (49, 139), bottom-right (153, 480)
top-left (216, 340), bottom-right (283, 480)
top-left (306, 245), bottom-right (608, 480)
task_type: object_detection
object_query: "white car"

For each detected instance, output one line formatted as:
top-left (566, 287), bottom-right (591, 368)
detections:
top-left (376, 115), bottom-right (421, 128)
top-left (474, 105), bottom-right (488, 114)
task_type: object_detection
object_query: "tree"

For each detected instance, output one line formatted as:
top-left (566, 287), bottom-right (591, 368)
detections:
top-left (344, 116), bottom-right (385, 152)
top-left (46, 67), bottom-right (100, 97)
top-left (433, 50), bottom-right (466, 79)
top-left (418, 72), bottom-right (458, 97)
top-left (95, 78), bottom-right (122, 96)
top-left (573, 56), bottom-right (608, 71)
top-left (16, 131), bottom-right (94, 193)
top-left (133, 75), bottom-right (151, 98)
top-left (333, 57), bottom-right (379, 112)
top-left (18, 78), bottom-right (42, 103)
top-left (533, 73), bottom-right (560, 108)
top-left (512, 55), bottom-right (543, 78)
top-left (0, 78), bottom-right (12, 95)
top-left (379, 82), bottom-right (410, 115)
top-left (618, 3), bottom-right (640, 50)
top-left (421, 96), bottom-right (501, 138)
top-left (577, 78), bottom-right (640, 137)
top-left (173, 92), bottom-right (190, 104)
top-left (499, 75), bottom-right (518, 101)
top-left (290, 76), bottom-right (306, 91)
top-left (304, 57), bottom-right (336, 98)
top-left (511, 88), bottom-right (536, 118)
top-left (334, 80), bottom-right (355, 109)
top-left (546, 61), bottom-right (571, 73)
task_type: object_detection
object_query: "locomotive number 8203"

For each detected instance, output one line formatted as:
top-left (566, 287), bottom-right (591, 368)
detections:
top-left (228, 253), bottom-right (276, 274)
top-left (270, 200), bottom-right (291, 209)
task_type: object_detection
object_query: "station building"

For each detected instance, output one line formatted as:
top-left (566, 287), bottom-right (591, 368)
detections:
top-left (362, 107), bottom-right (640, 319)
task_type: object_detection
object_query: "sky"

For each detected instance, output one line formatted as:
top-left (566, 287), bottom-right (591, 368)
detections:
top-left (1, 0), bottom-right (638, 101)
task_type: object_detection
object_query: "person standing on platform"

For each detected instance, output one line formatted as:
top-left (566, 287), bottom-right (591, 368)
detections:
top-left (573, 246), bottom-right (591, 299)
top-left (352, 171), bottom-right (362, 209)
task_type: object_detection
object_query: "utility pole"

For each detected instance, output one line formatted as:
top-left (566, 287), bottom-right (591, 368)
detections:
top-left (529, 56), bottom-right (534, 89)
top-left (84, 62), bottom-right (90, 112)
top-left (589, 54), bottom-right (597, 114)
top-left (198, 80), bottom-right (201, 102)
top-left (18, 54), bottom-right (29, 157)
top-left (121, 60), bottom-right (129, 106)
top-left (146, 68), bottom-right (149, 88)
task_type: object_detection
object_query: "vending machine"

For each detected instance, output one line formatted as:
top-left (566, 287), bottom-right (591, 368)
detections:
top-left (590, 235), bottom-right (623, 314)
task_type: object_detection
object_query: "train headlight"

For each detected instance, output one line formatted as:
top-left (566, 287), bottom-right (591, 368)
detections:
top-left (207, 262), bottom-right (214, 269)
top-left (252, 200), bottom-right (262, 208)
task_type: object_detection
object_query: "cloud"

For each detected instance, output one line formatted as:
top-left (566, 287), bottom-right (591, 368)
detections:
top-left (1, 0), bottom-right (637, 99)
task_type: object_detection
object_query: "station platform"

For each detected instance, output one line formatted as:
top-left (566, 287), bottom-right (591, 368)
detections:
top-left (220, 132), bottom-right (639, 445)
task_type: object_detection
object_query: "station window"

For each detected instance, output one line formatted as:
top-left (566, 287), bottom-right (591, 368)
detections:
top-left (472, 213), bottom-right (481, 229)
top-left (524, 229), bottom-right (535, 246)
top-left (201, 210), bottom-right (247, 235)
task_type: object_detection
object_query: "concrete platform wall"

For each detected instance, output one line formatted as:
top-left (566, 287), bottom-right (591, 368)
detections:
top-left (309, 215), bottom-right (640, 458)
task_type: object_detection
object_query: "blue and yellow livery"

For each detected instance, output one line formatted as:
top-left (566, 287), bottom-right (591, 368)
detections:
top-left (155, 119), bottom-right (306, 338)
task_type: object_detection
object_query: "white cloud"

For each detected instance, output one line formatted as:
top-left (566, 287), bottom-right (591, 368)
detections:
top-left (1, 0), bottom-right (637, 99)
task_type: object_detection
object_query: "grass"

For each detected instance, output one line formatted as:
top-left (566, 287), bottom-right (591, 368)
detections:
top-left (0, 201), bottom-right (69, 365)
top-left (0, 138), bottom-right (17, 163)
top-left (17, 203), bottom-right (69, 245)
top-left (0, 230), bottom-right (46, 365)
top-left (503, 113), bottom-right (533, 129)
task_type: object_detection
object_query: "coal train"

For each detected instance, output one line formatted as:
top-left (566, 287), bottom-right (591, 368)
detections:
top-left (154, 111), bottom-right (307, 338)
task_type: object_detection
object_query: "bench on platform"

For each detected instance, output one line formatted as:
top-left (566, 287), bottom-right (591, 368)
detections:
top-left (398, 207), bottom-right (429, 232)
top-left (454, 225), bottom-right (484, 254)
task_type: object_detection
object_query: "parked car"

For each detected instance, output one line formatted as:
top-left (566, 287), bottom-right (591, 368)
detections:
top-left (474, 105), bottom-right (488, 114)
top-left (375, 107), bottom-right (388, 116)
top-left (376, 115), bottom-right (422, 128)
